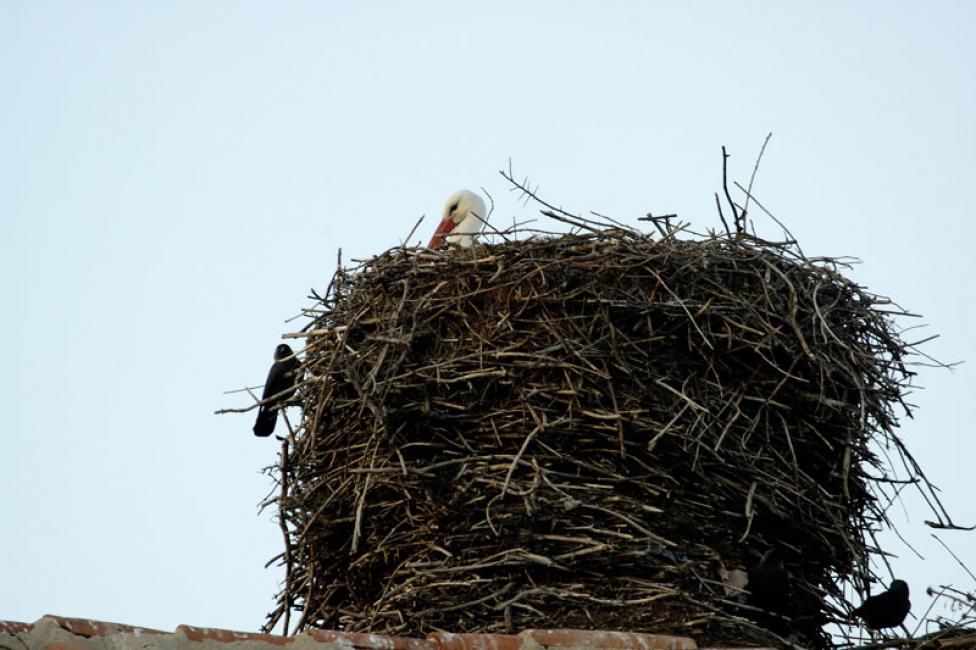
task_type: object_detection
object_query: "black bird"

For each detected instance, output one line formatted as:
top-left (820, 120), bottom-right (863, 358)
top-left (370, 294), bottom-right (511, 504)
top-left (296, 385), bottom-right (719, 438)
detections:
top-left (747, 548), bottom-right (790, 614)
top-left (252, 343), bottom-right (301, 438)
top-left (853, 579), bottom-right (910, 630)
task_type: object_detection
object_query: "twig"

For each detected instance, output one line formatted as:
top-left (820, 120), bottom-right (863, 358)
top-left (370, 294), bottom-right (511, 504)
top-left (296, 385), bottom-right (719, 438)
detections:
top-left (742, 132), bottom-right (773, 220)
top-left (721, 146), bottom-right (742, 234)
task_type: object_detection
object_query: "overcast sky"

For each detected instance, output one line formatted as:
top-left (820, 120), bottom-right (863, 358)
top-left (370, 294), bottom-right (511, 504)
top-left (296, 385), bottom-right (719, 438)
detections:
top-left (1, 0), bottom-right (974, 638)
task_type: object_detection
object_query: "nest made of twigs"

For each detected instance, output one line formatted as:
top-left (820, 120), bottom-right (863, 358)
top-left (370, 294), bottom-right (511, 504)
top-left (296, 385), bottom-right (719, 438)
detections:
top-left (264, 225), bottom-right (926, 648)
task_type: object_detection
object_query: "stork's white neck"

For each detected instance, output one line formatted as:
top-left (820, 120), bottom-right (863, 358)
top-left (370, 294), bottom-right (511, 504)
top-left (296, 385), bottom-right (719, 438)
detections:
top-left (444, 211), bottom-right (484, 247)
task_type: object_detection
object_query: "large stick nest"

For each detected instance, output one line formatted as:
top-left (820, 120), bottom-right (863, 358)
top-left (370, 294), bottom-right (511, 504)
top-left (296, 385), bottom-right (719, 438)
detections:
top-left (266, 225), bottom-right (927, 648)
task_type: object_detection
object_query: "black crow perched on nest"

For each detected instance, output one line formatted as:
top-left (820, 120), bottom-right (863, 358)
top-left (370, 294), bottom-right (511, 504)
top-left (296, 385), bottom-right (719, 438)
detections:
top-left (853, 579), bottom-right (910, 630)
top-left (253, 343), bottom-right (301, 438)
top-left (748, 548), bottom-right (790, 614)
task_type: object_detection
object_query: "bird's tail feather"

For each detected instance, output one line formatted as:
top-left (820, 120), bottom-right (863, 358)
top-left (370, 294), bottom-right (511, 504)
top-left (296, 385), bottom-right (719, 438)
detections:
top-left (252, 407), bottom-right (278, 437)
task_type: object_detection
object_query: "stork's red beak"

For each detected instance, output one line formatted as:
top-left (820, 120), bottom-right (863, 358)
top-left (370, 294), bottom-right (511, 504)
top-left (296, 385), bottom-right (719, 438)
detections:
top-left (428, 217), bottom-right (456, 249)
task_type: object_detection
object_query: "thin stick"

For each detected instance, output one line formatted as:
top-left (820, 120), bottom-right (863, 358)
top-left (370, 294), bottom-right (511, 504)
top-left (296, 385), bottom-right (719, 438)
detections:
top-left (721, 146), bottom-right (742, 233)
top-left (279, 438), bottom-right (292, 636)
top-left (743, 132), bottom-right (773, 219)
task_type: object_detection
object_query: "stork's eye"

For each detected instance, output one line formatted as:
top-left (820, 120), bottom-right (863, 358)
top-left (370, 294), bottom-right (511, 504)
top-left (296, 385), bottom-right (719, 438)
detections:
top-left (449, 202), bottom-right (460, 214)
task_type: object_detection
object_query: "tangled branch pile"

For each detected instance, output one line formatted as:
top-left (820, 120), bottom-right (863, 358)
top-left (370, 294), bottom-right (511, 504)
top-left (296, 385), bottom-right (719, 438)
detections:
top-left (265, 226), bottom-right (925, 648)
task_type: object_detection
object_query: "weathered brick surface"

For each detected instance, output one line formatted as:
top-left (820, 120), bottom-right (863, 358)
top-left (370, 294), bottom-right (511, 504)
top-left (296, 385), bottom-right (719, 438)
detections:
top-left (41, 615), bottom-right (165, 638)
top-left (0, 620), bottom-right (35, 634)
top-left (1, 615), bottom-right (788, 650)
top-left (521, 629), bottom-right (697, 650)
top-left (177, 625), bottom-right (294, 645)
top-left (304, 629), bottom-right (437, 650)
top-left (427, 632), bottom-right (521, 650)
top-left (42, 643), bottom-right (90, 650)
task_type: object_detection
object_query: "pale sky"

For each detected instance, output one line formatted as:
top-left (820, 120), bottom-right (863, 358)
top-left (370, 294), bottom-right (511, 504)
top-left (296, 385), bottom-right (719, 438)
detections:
top-left (1, 0), bottom-right (974, 637)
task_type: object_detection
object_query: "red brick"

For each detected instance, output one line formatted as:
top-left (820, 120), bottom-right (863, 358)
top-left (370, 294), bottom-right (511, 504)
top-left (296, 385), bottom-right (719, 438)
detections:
top-left (304, 629), bottom-right (437, 650)
top-left (0, 620), bottom-right (34, 634)
top-left (521, 630), bottom-right (696, 650)
top-left (42, 616), bottom-right (165, 638)
top-left (428, 632), bottom-right (521, 650)
top-left (177, 625), bottom-right (293, 645)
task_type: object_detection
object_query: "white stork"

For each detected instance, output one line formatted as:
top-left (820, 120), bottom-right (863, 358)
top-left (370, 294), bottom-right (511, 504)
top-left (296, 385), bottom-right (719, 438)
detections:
top-left (428, 189), bottom-right (488, 249)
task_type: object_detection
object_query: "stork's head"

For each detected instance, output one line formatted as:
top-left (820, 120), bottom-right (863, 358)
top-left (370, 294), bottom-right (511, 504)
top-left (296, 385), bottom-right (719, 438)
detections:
top-left (428, 189), bottom-right (488, 249)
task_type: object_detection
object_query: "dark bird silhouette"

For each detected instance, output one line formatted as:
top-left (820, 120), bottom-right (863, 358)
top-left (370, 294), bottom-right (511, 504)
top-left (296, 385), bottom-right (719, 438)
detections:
top-left (747, 548), bottom-right (790, 614)
top-left (853, 579), bottom-right (910, 630)
top-left (252, 343), bottom-right (301, 438)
